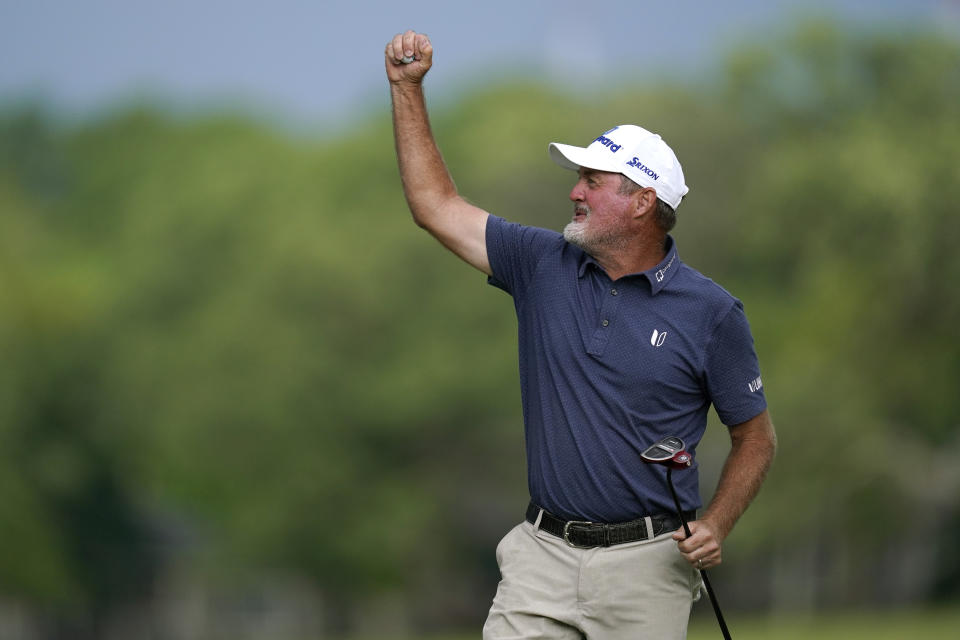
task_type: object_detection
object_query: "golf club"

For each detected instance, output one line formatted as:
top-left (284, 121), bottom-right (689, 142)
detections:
top-left (641, 436), bottom-right (732, 640)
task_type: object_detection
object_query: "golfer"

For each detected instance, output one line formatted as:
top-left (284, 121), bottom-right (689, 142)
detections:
top-left (386, 31), bottom-right (777, 639)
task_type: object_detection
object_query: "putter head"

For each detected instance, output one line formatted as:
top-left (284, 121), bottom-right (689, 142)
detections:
top-left (641, 436), bottom-right (693, 469)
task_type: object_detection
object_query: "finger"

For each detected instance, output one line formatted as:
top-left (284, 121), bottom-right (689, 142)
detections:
top-left (677, 528), bottom-right (716, 555)
top-left (697, 550), bottom-right (720, 569)
top-left (676, 530), bottom-right (703, 553)
top-left (678, 521), bottom-right (709, 543)
top-left (402, 30), bottom-right (417, 59)
top-left (387, 49), bottom-right (410, 66)
top-left (685, 540), bottom-right (720, 566)
top-left (415, 33), bottom-right (433, 62)
top-left (687, 548), bottom-right (709, 568)
top-left (391, 33), bottom-right (406, 63)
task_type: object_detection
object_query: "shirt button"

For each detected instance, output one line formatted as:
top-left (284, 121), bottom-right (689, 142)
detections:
top-left (602, 319), bottom-right (610, 327)
top-left (611, 289), bottom-right (618, 296)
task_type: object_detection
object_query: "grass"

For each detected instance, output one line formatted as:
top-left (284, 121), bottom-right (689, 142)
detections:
top-left (686, 606), bottom-right (960, 639)
top-left (339, 606), bottom-right (960, 640)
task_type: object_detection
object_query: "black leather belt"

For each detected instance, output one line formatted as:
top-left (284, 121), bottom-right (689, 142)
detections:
top-left (525, 502), bottom-right (697, 548)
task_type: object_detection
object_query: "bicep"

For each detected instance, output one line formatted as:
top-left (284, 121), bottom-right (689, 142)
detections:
top-left (423, 197), bottom-right (491, 275)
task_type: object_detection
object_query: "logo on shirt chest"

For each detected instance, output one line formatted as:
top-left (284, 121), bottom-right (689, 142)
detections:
top-left (650, 329), bottom-right (668, 347)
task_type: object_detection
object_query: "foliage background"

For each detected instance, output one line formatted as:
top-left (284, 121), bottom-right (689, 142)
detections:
top-left (1, 17), bottom-right (959, 639)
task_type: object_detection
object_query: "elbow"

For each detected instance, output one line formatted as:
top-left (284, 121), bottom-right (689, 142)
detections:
top-left (758, 422), bottom-right (777, 474)
top-left (410, 211), bottom-right (429, 229)
top-left (407, 191), bottom-right (459, 232)
top-left (731, 411), bottom-right (777, 462)
top-left (765, 418), bottom-right (778, 460)
top-left (405, 196), bottom-right (433, 229)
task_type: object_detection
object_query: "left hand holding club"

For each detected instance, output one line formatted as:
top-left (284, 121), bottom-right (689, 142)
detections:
top-left (674, 519), bottom-right (722, 570)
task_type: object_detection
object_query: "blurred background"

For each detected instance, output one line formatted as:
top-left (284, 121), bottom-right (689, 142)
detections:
top-left (2, 1), bottom-right (959, 638)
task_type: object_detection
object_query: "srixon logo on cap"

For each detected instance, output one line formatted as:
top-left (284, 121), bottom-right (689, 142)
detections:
top-left (627, 157), bottom-right (659, 180)
top-left (593, 134), bottom-right (622, 153)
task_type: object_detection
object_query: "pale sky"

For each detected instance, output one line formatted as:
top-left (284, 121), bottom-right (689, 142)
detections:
top-left (1, 0), bottom-right (957, 128)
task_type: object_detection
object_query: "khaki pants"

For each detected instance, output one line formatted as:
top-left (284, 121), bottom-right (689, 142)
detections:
top-left (483, 519), bottom-right (702, 640)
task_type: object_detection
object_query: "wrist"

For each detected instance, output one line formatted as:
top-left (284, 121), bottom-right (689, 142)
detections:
top-left (390, 78), bottom-right (425, 92)
top-left (699, 511), bottom-right (730, 542)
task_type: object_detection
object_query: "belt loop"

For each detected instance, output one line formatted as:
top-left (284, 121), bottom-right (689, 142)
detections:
top-left (643, 516), bottom-right (654, 540)
top-left (533, 508), bottom-right (544, 530)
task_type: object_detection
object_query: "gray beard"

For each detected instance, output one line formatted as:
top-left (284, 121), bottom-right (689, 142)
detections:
top-left (563, 220), bottom-right (629, 255)
top-left (562, 220), bottom-right (589, 248)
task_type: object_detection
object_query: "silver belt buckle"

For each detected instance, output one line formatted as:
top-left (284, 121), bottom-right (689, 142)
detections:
top-left (562, 520), bottom-right (595, 548)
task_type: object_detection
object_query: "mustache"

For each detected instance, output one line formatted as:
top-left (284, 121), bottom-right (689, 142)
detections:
top-left (574, 204), bottom-right (590, 217)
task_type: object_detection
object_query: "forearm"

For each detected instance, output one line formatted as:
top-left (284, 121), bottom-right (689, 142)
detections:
top-left (384, 30), bottom-right (490, 273)
top-left (702, 411), bottom-right (777, 541)
top-left (390, 81), bottom-right (459, 227)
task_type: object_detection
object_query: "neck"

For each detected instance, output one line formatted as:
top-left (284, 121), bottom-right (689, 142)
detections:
top-left (593, 232), bottom-right (668, 281)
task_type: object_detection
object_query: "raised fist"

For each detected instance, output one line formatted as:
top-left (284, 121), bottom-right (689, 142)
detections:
top-left (385, 30), bottom-right (433, 85)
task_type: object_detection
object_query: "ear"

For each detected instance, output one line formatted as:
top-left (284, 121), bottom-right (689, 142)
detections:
top-left (631, 187), bottom-right (658, 220)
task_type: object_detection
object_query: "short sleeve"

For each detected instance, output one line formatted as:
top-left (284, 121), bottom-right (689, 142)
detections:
top-left (703, 301), bottom-right (767, 426)
top-left (486, 215), bottom-right (563, 298)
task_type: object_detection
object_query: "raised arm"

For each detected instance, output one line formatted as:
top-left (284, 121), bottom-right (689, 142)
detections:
top-left (385, 31), bottom-right (491, 275)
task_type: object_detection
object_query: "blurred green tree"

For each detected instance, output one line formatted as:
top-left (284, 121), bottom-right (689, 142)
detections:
top-left (1, 18), bottom-right (958, 634)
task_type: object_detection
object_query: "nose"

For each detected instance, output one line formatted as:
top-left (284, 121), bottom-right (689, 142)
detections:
top-left (569, 178), bottom-right (586, 202)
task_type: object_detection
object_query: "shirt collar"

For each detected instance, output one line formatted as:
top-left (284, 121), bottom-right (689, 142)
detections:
top-left (577, 235), bottom-right (682, 295)
top-left (643, 235), bottom-right (681, 295)
top-left (577, 251), bottom-right (601, 278)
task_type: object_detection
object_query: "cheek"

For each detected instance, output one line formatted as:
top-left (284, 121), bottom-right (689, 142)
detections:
top-left (587, 194), bottom-right (622, 222)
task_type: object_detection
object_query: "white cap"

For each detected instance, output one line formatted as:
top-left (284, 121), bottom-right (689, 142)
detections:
top-left (548, 125), bottom-right (689, 210)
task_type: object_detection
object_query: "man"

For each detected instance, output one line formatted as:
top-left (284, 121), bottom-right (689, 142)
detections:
top-left (385, 30), bottom-right (776, 640)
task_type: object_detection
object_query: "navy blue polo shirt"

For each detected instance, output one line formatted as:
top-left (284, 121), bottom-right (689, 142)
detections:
top-left (486, 215), bottom-right (767, 523)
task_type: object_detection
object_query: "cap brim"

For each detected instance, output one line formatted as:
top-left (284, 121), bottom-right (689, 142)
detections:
top-left (548, 142), bottom-right (621, 173)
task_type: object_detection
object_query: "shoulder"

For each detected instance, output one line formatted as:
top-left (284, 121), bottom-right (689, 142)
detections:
top-left (661, 263), bottom-right (750, 343)
top-left (673, 263), bottom-right (741, 309)
top-left (487, 215), bottom-right (565, 248)
top-left (486, 215), bottom-right (576, 295)
top-left (486, 215), bottom-right (572, 267)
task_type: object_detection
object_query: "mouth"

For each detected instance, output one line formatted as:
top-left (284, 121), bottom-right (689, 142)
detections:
top-left (573, 206), bottom-right (590, 222)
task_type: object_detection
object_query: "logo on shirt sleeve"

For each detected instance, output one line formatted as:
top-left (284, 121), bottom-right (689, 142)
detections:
top-left (748, 376), bottom-right (763, 393)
